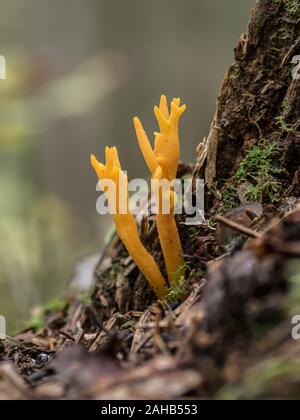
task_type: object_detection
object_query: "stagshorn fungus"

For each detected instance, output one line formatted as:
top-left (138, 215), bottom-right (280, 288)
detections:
top-left (91, 96), bottom-right (186, 298)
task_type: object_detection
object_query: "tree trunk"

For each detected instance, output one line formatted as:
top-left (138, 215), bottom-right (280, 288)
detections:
top-left (194, 0), bottom-right (300, 202)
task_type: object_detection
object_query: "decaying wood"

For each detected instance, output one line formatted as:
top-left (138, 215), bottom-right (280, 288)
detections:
top-left (194, 0), bottom-right (300, 192)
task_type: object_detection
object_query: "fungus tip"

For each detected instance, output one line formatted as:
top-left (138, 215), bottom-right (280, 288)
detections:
top-left (90, 154), bottom-right (97, 165)
top-left (159, 95), bottom-right (169, 118)
top-left (154, 106), bottom-right (169, 130)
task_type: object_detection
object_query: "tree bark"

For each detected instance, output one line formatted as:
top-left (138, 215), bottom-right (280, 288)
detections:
top-left (194, 0), bottom-right (300, 199)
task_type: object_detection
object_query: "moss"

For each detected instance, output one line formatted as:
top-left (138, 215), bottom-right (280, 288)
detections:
top-left (78, 291), bottom-right (92, 305)
top-left (164, 277), bottom-right (188, 304)
top-left (27, 297), bottom-right (69, 331)
top-left (243, 179), bottom-right (281, 202)
top-left (274, 0), bottom-right (299, 16)
top-left (236, 141), bottom-right (282, 202)
top-left (27, 314), bottom-right (44, 331)
top-left (283, 0), bottom-right (299, 16)
top-left (278, 25), bottom-right (295, 41)
top-left (219, 184), bottom-right (240, 214)
top-left (270, 15), bottom-right (296, 42)
top-left (43, 297), bottom-right (69, 313)
top-left (274, 97), bottom-right (296, 136)
top-left (163, 262), bottom-right (195, 305)
top-left (210, 180), bottom-right (239, 214)
top-left (214, 140), bottom-right (285, 208)
top-left (276, 114), bottom-right (294, 134)
top-left (188, 226), bottom-right (201, 239)
top-left (281, 97), bottom-right (291, 114)
top-left (269, 46), bottom-right (282, 62)
top-left (108, 262), bottom-right (125, 280)
top-left (236, 142), bottom-right (277, 180)
top-left (207, 218), bottom-right (217, 230)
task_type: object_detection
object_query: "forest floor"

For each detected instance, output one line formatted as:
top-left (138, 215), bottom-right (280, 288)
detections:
top-left (1, 187), bottom-right (300, 399)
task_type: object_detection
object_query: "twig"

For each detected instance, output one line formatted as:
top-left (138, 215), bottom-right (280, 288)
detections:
top-left (59, 330), bottom-right (75, 342)
top-left (88, 314), bottom-right (119, 352)
top-left (75, 329), bottom-right (85, 344)
top-left (1, 336), bottom-right (28, 349)
top-left (215, 214), bottom-right (262, 238)
top-left (281, 36), bottom-right (300, 67)
top-left (130, 305), bottom-right (162, 354)
top-left (153, 332), bottom-right (171, 356)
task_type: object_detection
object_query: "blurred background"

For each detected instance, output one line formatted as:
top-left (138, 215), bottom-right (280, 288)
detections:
top-left (0, 0), bottom-right (255, 333)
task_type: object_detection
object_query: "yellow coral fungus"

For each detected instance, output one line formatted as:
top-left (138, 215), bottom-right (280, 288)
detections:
top-left (133, 95), bottom-right (186, 286)
top-left (133, 95), bottom-right (186, 180)
top-left (91, 147), bottom-right (168, 299)
top-left (153, 165), bottom-right (184, 285)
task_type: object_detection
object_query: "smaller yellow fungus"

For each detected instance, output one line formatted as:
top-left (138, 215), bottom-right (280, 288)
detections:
top-left (153, 164), bottom-right (184, 285)
top-left (133, 95), bottom-right (186, 286)
top-left (91, 147), bottom-right (168, 299)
